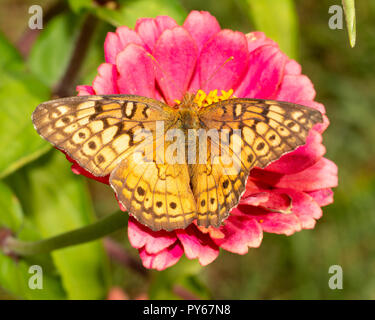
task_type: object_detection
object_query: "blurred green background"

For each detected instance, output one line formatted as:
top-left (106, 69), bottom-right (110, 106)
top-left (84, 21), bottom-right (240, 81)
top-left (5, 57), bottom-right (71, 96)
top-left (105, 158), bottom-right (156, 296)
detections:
top-left (0, 0), bottom-right (374, 299)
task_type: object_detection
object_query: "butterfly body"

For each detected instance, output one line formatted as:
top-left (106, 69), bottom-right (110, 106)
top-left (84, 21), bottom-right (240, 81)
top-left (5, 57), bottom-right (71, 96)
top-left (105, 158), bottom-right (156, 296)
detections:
top-left (32, 94), bottom-right (323, 231)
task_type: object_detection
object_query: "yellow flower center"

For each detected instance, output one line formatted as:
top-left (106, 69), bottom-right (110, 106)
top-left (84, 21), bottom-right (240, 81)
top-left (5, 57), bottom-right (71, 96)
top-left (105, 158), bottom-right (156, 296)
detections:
top-left (194, 89), bottom-right (234, 107)
top-left (174, 89), bottom-right (234, 107)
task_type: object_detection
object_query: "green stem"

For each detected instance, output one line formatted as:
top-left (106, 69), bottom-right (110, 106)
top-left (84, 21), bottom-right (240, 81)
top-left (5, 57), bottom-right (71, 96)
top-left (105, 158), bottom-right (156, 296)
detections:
top-left (3, 211), bottom-right (127, 256)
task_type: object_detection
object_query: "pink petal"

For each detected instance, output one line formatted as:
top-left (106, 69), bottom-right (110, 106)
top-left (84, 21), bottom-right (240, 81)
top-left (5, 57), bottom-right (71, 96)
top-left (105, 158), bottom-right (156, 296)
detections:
top-left (155, 15), bottom-right (178, 32)
top-left (198, 29), bottom-right (249, 92)
top-left (240, 192), bottom-right (269, 206)
top-left (284, 59), bottom-right (301, 75)
top-left (299, 100), bottom-right (326, 114)
top-left (243, 178), bottom-right (264, 193)
top-left (135, 16), bottom-right (178, 53)
top-left (235, 44), bottom-right (287, 99)
top-left (176, 225), bottom-right (219, 266)
top-left (276, 158), bottom-right (338, 191)
top-left (128, 217), bottom-right (177, 254)
top-left (242, 183), bottom-right (296, 212)
top-left (214, 211), bottom-right (263, 254)
top-left (153, 27), bottom-right (198, 104)
top-left (92, 63), bottom-right (119, 94)
top-left (61, 151), bottom-right (109, 184)
top-left (246, 32), bottom-right (277, 53)
top-left (275, 189), bottom-right (322, 229)
top-left (135, 18), bottom-right (158, 52)
top-left (116, 44), bottom-right (156, 97)
top-left (196, 224), bottom-right (226, 240)
top-left (183, 11), bottom-right (221, 52)
top-left (241, 189), bottom-right (323, 231)
top-left (277, 74), bottom-right (316, 103)
top-left (265, 129), bottom-right (326, 174)
top-left (187, 71), bottom-right (200, 93)
top-left (242, 188), bottom-right (293, 213)
top-left (104, 27), bottom-right (144, 64)
top-left (253, 158), bottom-right (338, 191)
top-left (104, 32), bottom-right (122, 64)
top-left (258, 191), bottom-right (292, 212)
top-left (70, 162), bottom-right (109, 184)
top-left (314, 114), bottom-right (330, 134)
top-left (183, 11), bottom-right (221, 92)
top-left (115, 196), bottom-right (127, 212)
top-left (307, 189), bottom-right (334, 207)
top-left (239, 206), bottom-right (301, 235)
top-left (76, 85), bottom-right (95, 96)
top-left (139, 242), bottom-right (184, 271)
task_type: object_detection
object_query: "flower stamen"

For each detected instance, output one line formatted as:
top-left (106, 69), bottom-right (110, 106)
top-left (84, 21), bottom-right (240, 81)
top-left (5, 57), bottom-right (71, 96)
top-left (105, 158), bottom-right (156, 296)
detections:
top-left (174, 89), bottom-right (234, 107)
top-left (194, 89), bottom-right (234, 108)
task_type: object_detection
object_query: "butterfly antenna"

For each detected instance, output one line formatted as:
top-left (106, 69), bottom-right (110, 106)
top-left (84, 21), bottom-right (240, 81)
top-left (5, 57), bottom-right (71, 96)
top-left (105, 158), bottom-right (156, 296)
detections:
top-left (200, 56), bottom-right (234, 90)
top-left (146, 53), bottom-right (182, 104)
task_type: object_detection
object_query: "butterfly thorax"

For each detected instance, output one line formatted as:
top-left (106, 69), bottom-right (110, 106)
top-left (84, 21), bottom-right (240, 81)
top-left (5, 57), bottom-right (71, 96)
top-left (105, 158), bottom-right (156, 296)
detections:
top-left (176, 101), bottom-right (201, 131)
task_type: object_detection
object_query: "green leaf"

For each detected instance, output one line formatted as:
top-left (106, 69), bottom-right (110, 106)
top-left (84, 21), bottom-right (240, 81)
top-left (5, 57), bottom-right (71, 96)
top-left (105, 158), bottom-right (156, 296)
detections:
top-left (28, 13), bottom-right (83, 87)
top-left (0, 70), bottom-right (51, 179)
top-left (67, 0), bottom-right (93, 13)
top-left (0, 182), bottom-right (66, 299)
top-left (342, 0), bottom-right (356, 47)
top-left (0, 181), bottom-right (23, 231)
top-left (246, 0), bottom-right (299, 59)
top-left (94, 0), bottom-right (186, 27)
top-left (0, 220), bottom-right (66, 300)
top-left (9, 151), bottom-right (109, 299)
top-left (0, 31), bottom-right (23, 72)
top-left (0, 33), bottom-right (52, 177)
top-left (149, 257), bottom-right (210, 299)
top-left (0, 253), bottom-right (66, 300)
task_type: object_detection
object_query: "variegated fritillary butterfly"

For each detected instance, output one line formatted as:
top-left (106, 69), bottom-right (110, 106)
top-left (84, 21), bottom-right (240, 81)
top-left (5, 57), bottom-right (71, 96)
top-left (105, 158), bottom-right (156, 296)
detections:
top-left (32, 93), bottom-right (322, 231)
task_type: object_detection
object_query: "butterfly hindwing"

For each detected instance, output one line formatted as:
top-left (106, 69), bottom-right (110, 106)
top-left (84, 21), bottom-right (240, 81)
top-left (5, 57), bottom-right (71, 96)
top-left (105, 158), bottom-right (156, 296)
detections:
top-left (110, 136), bottom-right (197, 231)
top-left (189, 133), bottom-right (245, 228)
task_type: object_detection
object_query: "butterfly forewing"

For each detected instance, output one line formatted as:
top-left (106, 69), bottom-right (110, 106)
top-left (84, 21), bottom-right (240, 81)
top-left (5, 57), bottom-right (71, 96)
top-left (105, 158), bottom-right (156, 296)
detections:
top-left (199, 98), bottom-right (323, 169)
top-left (32, 95), bottom-right (175, 177)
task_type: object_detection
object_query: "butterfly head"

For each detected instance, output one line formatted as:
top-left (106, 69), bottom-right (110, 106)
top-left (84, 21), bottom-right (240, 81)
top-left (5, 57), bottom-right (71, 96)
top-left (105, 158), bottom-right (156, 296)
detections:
top-left (180, 92), bottom-right (198, 107)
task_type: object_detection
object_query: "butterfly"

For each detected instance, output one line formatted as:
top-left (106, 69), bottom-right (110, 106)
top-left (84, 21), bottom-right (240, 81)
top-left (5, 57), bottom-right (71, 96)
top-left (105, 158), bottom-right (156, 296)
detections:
top-left (32, 93), bottom-right (322, 231)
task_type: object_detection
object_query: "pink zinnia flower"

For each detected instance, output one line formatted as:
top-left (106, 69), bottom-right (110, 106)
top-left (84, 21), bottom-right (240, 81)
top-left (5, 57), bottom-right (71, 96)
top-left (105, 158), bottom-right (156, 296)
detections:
top-left (72, 11), bottom-right (338, 270)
